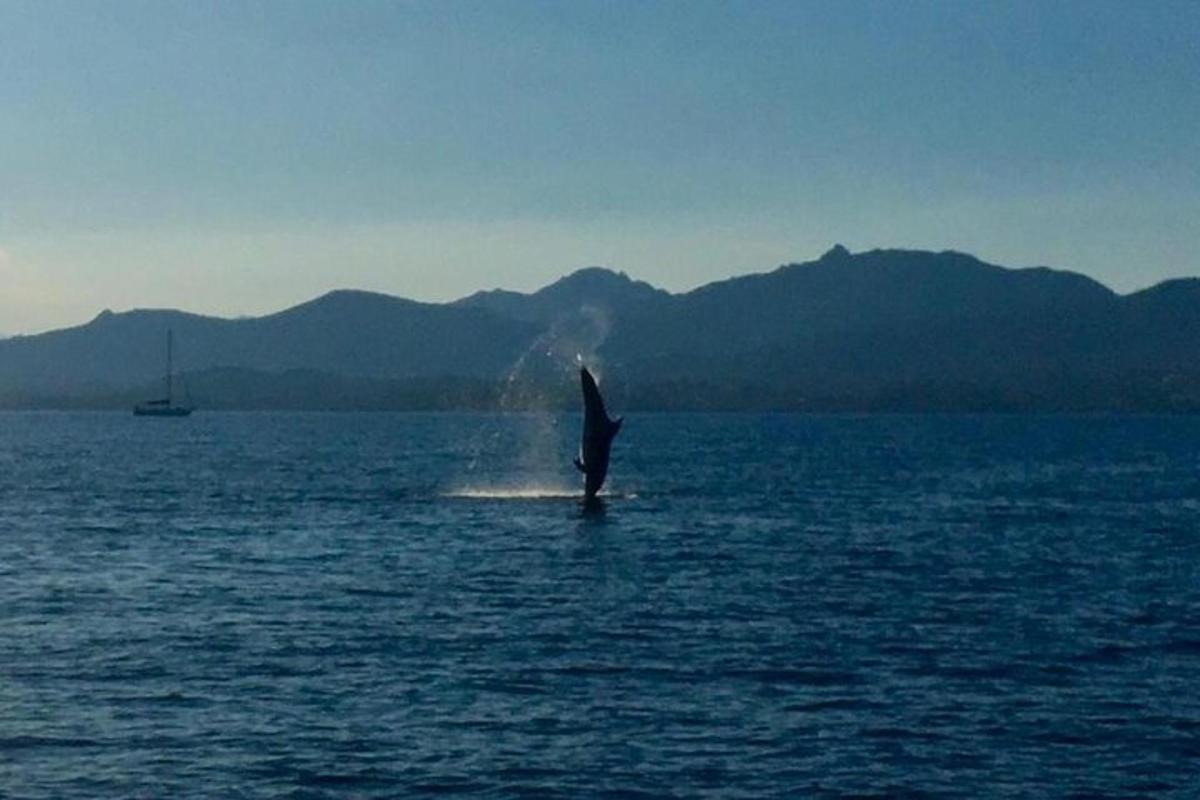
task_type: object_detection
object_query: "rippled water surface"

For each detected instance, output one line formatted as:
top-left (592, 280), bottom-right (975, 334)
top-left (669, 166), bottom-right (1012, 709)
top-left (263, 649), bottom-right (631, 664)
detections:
top-left (2, 411), bottom-right (1199, 797)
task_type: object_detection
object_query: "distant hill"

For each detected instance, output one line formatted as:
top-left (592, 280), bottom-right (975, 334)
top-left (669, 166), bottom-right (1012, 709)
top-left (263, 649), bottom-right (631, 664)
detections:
top-left (2, 246), bottom-right (1200, 411)
top-left (0, 291), bottom-right (536, 399)
top-left (603, 246), bottom-right (1132, 409)
top-left (454, 266), bottom-right (668, 324)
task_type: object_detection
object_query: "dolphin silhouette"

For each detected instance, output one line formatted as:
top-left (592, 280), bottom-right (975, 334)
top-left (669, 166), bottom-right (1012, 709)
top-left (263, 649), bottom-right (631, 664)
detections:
top-left (573, 367), bottom-right (622, 499)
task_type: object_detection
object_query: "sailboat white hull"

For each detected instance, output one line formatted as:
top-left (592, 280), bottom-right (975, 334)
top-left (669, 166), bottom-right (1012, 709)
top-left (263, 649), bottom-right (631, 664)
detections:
top-left (133, 404), bottom-right (192, 417)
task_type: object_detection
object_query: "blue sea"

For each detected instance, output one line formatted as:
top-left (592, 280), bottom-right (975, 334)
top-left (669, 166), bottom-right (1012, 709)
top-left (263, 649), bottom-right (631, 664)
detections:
top-left (1, 412), bottom-right (1198, 798)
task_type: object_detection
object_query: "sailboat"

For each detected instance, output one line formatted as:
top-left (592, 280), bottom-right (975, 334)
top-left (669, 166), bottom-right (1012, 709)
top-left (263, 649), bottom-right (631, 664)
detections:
top-left (134, 329), bottom-right (193, 417)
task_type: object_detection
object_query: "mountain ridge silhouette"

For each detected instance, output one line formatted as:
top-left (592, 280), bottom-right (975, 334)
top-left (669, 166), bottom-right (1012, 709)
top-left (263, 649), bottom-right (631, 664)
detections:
top-left (3, 246), bottom-right (1198, 411)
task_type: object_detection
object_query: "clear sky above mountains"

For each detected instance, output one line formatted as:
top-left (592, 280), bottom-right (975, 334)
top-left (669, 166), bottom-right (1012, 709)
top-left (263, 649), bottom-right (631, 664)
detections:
top-left (1, 0), bottom-right (1197, 333)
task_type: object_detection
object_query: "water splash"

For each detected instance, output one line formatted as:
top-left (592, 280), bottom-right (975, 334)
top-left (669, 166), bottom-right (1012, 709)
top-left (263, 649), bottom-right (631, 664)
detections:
top-left (442, 486), bottom-right (637, 500)
top-left (442, 486), bottom-right (581, 500)
top-left (497, 304), bottom-right (612, 410)
top-left (462, 303), bottom-right (615, 491)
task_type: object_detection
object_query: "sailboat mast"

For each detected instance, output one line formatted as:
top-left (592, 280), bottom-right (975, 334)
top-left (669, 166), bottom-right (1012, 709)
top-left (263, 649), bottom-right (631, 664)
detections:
top-left (166, 329), bottom-right (173, 403)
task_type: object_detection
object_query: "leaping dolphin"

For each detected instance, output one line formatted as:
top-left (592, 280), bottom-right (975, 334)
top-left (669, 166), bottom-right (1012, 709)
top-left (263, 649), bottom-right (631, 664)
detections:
top-left (574, 367), bottom-right (622, 499)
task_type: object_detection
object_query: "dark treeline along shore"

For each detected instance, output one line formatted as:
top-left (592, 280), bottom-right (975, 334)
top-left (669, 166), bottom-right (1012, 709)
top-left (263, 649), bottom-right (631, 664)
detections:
top-left (4, 245), bottom-right (1200, 412)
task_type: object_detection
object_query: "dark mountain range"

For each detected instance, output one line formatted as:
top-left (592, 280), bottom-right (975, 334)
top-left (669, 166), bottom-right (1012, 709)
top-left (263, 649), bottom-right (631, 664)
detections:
top-left (2, 246), bottom-right (1199, 411)
top-left (454, 266), bottom-right (668, 325)
top-left (0, 291), bottom-right (536, 399)
top-left (606, 246), bottom-right (1127, 408)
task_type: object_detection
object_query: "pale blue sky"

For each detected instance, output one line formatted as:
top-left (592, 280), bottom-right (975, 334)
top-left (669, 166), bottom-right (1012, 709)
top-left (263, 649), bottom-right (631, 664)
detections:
top-left (1, 0), bottom-right (1197, 332)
